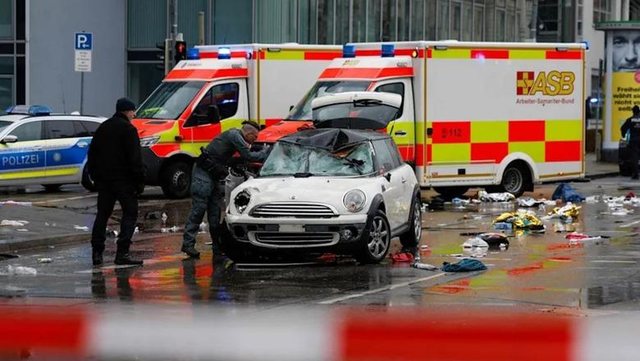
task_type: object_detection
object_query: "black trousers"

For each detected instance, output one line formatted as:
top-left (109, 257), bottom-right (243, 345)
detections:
top-left (91, 181), bottom-right (138, 254)
top-left (631, 142), bottom-right (640, 177)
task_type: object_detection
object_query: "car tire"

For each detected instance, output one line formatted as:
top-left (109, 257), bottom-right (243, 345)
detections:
top-left (160, 162), bottom-right (191, 199)
top-left (501, 163), bottom-right (530, 197)
top-left (399, 197), bottom-right (422, 248)
top-left (433, 186), bottom-right (469, 200)
top-left (81, 165), bottom-right (97, 192)
top-left (43, 184), bottom-right (62, 192)
top-left (355, 209), bottom-right (391, 264)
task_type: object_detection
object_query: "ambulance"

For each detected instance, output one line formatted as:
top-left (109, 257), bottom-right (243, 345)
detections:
top-left (134, 43), bottom-right (342, 198)
top-left (258, 41), bottom-right (586, 197)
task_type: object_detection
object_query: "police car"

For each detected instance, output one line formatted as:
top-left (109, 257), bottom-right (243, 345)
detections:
top-left (0, 105), bottom-right (106, 192)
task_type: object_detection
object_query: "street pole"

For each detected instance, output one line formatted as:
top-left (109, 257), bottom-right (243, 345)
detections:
top-left (198, 11), bottom-right (205, 45)
top-left (171, 0), bottom-right (178, 40)
top-left (529, 0), bottom-right (539, 42)
top-left (595, 59), bottom-right (603, 161)
top-left (80, 72), bottom-right (84, 114)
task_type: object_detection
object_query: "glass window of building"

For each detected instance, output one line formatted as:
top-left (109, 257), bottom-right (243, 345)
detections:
top-left (353, 0), bottom-right (367, 42)
top-left (593, 0), bottom-right (612, 24)
top-left (367, 0), bottom-right (382, 41)
top-left (0, 57), bottom-right (12, 74)
top-left (127, 0), bottom-right (166, 48)
top-left (317, 0), bottom-right (335, 43)
top-left (451, 1), bottom-right (462, 40)
top-left (411, 0), bottom-right (425, 40)
top-left (496, 8), bottom-right (506, 41)
top-left (425, 0), bottom-right (437, 40)
top-left (473, 2), bottom-right (484, 41)
top-left (335, 0), bottom-right (350, 44)
top-left (0, 0), bottom-right (11, 39)
top-left (462, 1), bottom-right (472, 41)
top-left (218, 0), bottom-right (252, 43)
top-left (0, 78), bottom-right (12, 113)
top-left (381, 0), bottom-right (395, 41)
top-left (398, 0), bottom-right (410, 41)
top-left (178, 0), bottom-right (207, 46)
top-left (437, 0), bottom-right (450, 40)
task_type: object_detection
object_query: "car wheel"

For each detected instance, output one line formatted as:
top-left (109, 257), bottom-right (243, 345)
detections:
top-left (160, 162), bottom-right (191, 199)
top-left (81, 165), bottom-right (97, 192)
top-left (43, 184), bottom-right (63, 192)
top-left (501, 163), bottom-right (530, 197)
top-left (355, 209), bottom-right (391, 264)
top-left (399, 197), bottom-right (422, 248)
top-left (433, 186), bottom-right (469, 200)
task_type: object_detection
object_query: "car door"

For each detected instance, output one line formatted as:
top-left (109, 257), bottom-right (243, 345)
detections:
top-left (44, 119), bottom-right (88, 182)
top-left (0, 120), bottom-right (46, 186)
top-left (386, 138), bottom-right (415, 224)
top-left (372, 140), bottom-right (404, 230)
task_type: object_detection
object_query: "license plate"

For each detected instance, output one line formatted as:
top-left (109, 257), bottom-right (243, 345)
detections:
top-left (279, 224), bottom-right (304, 232)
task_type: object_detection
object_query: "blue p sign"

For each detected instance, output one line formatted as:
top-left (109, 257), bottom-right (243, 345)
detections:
top-left (75, 32), bottom-right (93, 50)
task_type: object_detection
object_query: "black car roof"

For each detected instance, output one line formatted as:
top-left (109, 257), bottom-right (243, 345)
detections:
top-left (279, 128), bottom-right (390, 152)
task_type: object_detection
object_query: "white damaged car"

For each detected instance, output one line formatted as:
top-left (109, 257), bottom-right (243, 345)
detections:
top-left (224, 92), bottom-right (421, 263)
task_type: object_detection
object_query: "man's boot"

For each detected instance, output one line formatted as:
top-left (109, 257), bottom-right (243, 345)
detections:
top-left (181, 245), bottom-right (200, 258)
top-left (92, 249), bottom-right (103, 267)
top-left (114, 244), bottom-right (143, 266)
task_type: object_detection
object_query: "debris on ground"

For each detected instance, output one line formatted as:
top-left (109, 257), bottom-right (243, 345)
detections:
top-left (551, 183), bottom-right (585, 203)
top-left (161, 226), bottom-right (180, 233)
top-left (0, 201), bottom-right (32, 206)
top-left (1, 220), bottom-right (29, 227)
top-left (427, 196), bottom-right (445, 211)
top-left (462, 237), bottom-right (489, 249)
top-left (477, 190), bottom-right (515, 202)
top-left (390, 252), bottom-right (415, 263)
top-left (37, 258), bottom-right (52, 263)
top-left (546, 203), bottom-right (581, 223)
top-left (441, 259), bottom-right (487, 272)
top-left (412, 262), bottom-right (439, 270)
top-left (477, 233), bottom-right (510, 250)
top-left (565, 232), bottom-right (604, 244)
top-left (493, 210), bottom-right (545, 231)
top-left (6, 265), bottom-right (37, 276)
top-left (74, 225), bottom-right (90, 231)
top-left (44, 222), bottom-right (57, 227)
top-left (516, 197), bottom-right (557, 208)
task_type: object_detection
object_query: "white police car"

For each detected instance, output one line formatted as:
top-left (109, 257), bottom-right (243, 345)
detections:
top-left (0, 105), bottom-right (106, 192)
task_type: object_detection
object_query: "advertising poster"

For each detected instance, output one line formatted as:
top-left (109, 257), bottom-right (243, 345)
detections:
top-left (610, 29), bottom-right (640, 142)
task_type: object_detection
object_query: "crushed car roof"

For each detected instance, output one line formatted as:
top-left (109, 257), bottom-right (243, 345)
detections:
top-left (279, 128), bottom-right (389, 152)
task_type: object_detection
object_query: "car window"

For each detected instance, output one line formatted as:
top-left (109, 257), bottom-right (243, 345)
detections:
top-left (375, 82), bottom-right (404, 118)
top-left (74, 120), bottom-right (99, 137)
top-left (9, 121), bottom-right (42, 142)
top-left (0, 120), bottom-right (12, 132)
top-left (46, 120), bottom-right (76, 139)
top-left (385, 138), bottom-right (404, 165)
top-left (188, 83), bottom-right (239, 126)
top-left (372, 139), bottom-right (397, 172)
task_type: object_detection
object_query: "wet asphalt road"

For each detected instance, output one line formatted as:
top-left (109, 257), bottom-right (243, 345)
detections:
top-left (1, 178), bottom-right (640, 313)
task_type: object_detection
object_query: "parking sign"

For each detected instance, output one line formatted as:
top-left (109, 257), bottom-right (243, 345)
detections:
top-left (75, 32), bottom-right (93, 50)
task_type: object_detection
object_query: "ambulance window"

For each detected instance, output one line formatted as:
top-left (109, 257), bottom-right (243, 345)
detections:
top-left (375, 83), bottom-right (404, 118)
top-left (9, 121), bottom-right (42, 142)
top-left (45, 120), bottom-right (76, 139)
top-left (190, 83), bottom-right (239, 126)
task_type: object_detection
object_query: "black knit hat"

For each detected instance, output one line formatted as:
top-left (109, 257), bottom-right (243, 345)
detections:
top-left (633, 105), bottom-right (640, 114)
top-left (116, 97), bottom-right (136, 112)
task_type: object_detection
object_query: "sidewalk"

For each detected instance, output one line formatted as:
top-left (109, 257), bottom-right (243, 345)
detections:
top-left (0, 153), bottom-right (621, 254)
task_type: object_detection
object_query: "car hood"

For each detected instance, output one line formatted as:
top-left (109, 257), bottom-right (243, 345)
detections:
top-left (233, 176), bottom-right (380, 208)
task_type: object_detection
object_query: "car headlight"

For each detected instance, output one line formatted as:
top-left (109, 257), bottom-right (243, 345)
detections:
top-left (234, 190), bottom-right (251, 214)
top-left (343, 189), bottom-right (366, 213)
top-left (140, 136), bottom-right (160, 147)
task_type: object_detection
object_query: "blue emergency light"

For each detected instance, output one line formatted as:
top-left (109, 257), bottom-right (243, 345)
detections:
top-left (381, 44), bottom-right (395, 57)
top-left (218, 47), bottom-right (231, 59)
top-left (5, 105), bottom-right (52, 116)
top-left (187, 48), bottom-right (200, 60)
top-left (343, 44), bottom-right (356, 58)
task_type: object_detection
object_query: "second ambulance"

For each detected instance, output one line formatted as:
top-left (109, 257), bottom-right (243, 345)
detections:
top-left (258, 41), bottom-right (586, 197)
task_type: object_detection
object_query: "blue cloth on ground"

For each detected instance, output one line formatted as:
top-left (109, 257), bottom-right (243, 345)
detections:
top-left (441, 259), bottom-right (487, 272)
top-left (551, 183), bottom-right (585, 203)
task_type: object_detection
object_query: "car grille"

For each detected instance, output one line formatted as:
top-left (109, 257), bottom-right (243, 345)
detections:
top-left (250, 202), bottom-right (338, 218)
top-left (249, 232), bottom-right (339, 248)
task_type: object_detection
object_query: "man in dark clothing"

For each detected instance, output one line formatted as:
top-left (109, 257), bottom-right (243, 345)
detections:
top-left (88, 97), bottom-right (145, 266)
top-left (181, 121), bottom-right (267, 259)
top-left (621, 105), bottom-right (640, 179)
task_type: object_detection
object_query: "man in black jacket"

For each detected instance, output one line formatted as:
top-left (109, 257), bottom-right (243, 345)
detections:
top-left (181, 121), bottom-right (267, 259)
top-left (621, 105), bottom-right (640, 180)
top-left (88, 98), bottom-right (145, 266)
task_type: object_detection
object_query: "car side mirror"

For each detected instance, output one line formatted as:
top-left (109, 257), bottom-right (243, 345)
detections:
top-left (0, 135), bottom-right (18, 144)
top-left (384, 172), bottom-right (392, 182)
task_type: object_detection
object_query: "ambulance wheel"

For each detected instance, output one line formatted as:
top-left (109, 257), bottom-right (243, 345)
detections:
top-left (161, 162), bottom-right (191, 199)
top-left (501, 163), bottom-right (530, 197)
top-left (433, 186), bottom-right (469, 200)
top-left (43, 184), bottom-right (62, 192)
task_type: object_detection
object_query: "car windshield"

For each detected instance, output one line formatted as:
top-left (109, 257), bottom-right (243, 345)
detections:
top-left (288, 81), bottom-right (372, 120)
top-left (136, 81), bottom-right (205, 120)
top-left (260, 141), bottom-right (375, 177)
top-left (313, 99), bottom-right (400, 125)
top-left (0, 121), bottom-right (11, 132)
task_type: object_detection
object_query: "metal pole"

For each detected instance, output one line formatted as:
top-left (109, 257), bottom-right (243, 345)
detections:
top-left (529, 0), bottom-right (538, 42)
top-left (198, 11), bottom-right (205, 45)
top-left (172, 0), bottom-right (178, 40)
top-left (595, 59), bottom-right (603, 161)
top-left (80, 72), bottom-right (84, 114)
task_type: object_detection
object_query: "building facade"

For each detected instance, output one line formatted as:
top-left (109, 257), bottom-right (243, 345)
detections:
top-left (0, 0), bottom-right (628, 117)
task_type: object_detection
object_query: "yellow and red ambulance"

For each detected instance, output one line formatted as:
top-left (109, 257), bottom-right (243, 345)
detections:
top-left (259, 41), bottom-right (586, 197)
top-left (134, 43), bottom-right (342, 198)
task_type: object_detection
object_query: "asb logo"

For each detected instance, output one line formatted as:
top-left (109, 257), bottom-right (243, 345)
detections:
top-left (516, 71), bottom-right (575, 96)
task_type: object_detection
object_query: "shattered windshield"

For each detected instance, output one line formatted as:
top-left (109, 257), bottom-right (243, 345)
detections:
top-left (260, 141), bottom-right (375, 177)
top-left (288, 81), bottom-right (372, 120)
top-left (136, 81), bottom-right (205, 120)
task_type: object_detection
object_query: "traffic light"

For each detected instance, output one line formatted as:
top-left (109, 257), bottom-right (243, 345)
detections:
top-left (156, 39), bottom-right (174, 75)
top-left (174, 41), bottom-right (187, 64)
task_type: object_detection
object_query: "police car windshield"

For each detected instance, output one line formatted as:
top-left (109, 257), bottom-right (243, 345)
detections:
top-left (136, 81), bottom-right (205, 120)
top-left (287, 81), bottom-right (372, 120)
top-left (0, 121), bottom-right (11, 132)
